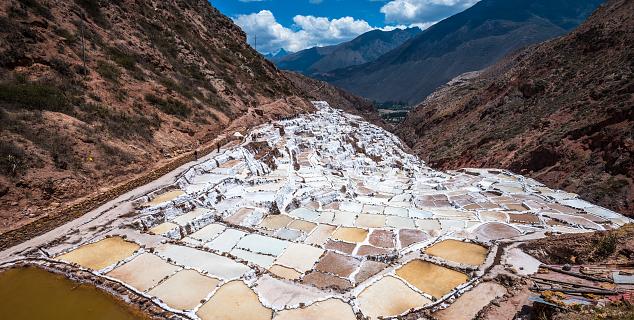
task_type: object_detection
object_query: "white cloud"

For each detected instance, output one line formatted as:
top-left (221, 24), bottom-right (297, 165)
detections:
top-left (379, 22), bottom-right (435, 31)
top-left (234, 10), bottom-right (374, 53)
top-left (293, 15), bottom-right (373, 40)
top-left (381, 0), bottom-right (478, 25)
top-left (233, 10), bottom-right (299, 53)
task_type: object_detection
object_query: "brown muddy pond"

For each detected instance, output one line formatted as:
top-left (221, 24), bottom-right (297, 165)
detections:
top-left (0, 267), bottom-right (149, 320)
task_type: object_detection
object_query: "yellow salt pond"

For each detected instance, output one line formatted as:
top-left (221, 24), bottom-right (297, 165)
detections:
top-left (0, 267), bottom-right (149, 320)
top-left (433, 282), bottom-right (507, 320)
top-left (197, 281), bottom-right (272, 320)
top-left (396, 260), bottom-right (469, 299)
top-left (147, 190), bottom-right (185, 206)
top-left (288, 220), bottom-right (317, 233)
top-left (425, 239), bottom-right (488, 266)
top-left (57, 236), bottom-right (140, 270)
top-left (331, 227), bottom-right (368, 243)
top-left (357, 276), bottom-right (431, 319)
top-left (148, 222), bottom-right (179, 235)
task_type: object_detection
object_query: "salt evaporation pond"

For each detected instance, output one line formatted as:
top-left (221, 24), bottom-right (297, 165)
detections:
top-left (0, 267), bottom-right (148, 320)
top-left (3, 101), bottom-right (630, 320)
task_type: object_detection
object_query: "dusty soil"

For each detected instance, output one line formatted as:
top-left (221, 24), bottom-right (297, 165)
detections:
top-left (521, 224), bottom-right (634, 265)
top-left (516, 224), bottom-right (634, 320)
top-left (553, 303), bottom-right (634, 320)
top-left (474, 224), bottom-right (634, 320)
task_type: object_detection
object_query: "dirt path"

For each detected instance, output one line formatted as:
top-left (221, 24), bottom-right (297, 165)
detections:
top-left (0, 138), bottom-right (228, 261)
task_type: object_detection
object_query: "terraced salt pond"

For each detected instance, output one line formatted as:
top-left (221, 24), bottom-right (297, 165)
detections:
top-left (145, 190), bottom-right (185, 206)
top-left (396, 260), bottom-right (469, 299)
top-left (425, 239), bottom-right (488, 266)
top-left (56, 236), bottom-right (140, 270)
top-left (3, 101), bottom-right (631, 319)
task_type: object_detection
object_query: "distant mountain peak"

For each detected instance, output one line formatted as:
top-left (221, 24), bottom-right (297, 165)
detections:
top-left (273, 27), bottom-right (422, 75)
top-left (321, 0), bottom-right (604, 105)
top-left (265, 48), bottom-right (293, 62)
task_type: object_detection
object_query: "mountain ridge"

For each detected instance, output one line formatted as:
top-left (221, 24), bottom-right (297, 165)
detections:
top-left (275, 27), bottom-right (421, 76)
top-left (265, 48), bottom-right (291, 62)
top-left (321, 0), bottom-right (604, 105)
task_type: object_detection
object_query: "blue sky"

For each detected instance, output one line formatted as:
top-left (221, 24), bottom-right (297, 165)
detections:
top-left (211, 0), bottom-right (479, 54)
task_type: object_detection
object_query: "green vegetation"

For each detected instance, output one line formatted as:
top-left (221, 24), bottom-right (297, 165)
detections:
top-left (0, 80), bottom-right (70, 113)
top-left (49, 58), bottom-right (73, 77)
top-left (381, 111), bottom-right (408, 123)
top-left (96, 60), bottom-right (121, 82)
top-left (138, 17), bottom-right (237, 117)
top-left (106, 46), bottom-right (144, 80)
top-left (145, 93), bottom-right (191, 118)
top-left (97, 141), bottom-right (134, 164)
top-left (594, 233), bottom-right (617, 258)
top-left (136, 3), bottom-right (286, 116)
top-left (53, 27), bottom-right (77, 44)
top-left (0, 140), bottom-right (25, 177)
top-left (107, 47), bottom-right (136, 70)
top-left (376, 101), bottom-right (410, 123)
top-left (581, 176), bottom-right (629, 205)
top-left (78, 103), bottom-right (160, 141)
top-left (17, 0), bottom-right (53, 20)
top-left (1, 109), bottom-right (79, 171)
top-left (0, 69), bottom-right (160, 175)
top-left (375, 101), bottom-right (409, 110)
top-left (159, 77), bottom-right (195, 100)
top-left (49, 134), bottom-right (79, 170)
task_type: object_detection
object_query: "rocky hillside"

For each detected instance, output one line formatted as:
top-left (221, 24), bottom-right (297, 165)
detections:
top-left (397, 0), bottom-right (633, 216)
top-left (0, 0), bottom-right (317, 233)
top-left (276, 27), bottom-right (420, 76)
top-left (322, 0), bottom-right (603, 105)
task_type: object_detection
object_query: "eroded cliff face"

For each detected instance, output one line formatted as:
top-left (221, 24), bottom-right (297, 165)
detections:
top-left (397, 0), bottom-right (634, 216)
top-left (0, 0), bottom-right (317, 232)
